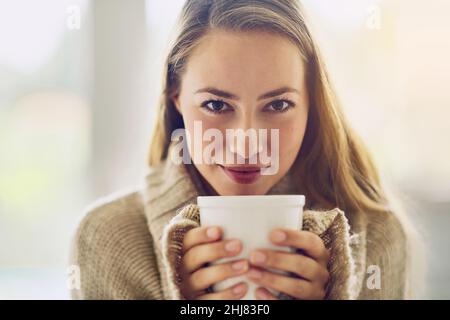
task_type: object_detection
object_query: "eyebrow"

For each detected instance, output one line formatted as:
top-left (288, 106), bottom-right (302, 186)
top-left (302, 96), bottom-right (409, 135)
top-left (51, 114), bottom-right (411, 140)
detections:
top-left (194, 86), bottom-right (300, 101)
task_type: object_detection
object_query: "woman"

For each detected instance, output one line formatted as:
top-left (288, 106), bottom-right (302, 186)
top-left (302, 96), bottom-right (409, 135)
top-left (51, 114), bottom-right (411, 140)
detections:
top-left (70, 0), bottom-right (421, 299)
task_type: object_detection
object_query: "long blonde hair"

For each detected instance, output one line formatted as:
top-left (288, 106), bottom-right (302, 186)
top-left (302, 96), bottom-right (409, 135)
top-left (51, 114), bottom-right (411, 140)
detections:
top-left (149, 0), bottom-right (390, 215)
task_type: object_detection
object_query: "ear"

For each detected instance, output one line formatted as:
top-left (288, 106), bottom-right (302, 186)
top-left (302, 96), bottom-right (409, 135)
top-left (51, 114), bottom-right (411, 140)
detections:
top-left (172, 94), bottom-right (182, 114)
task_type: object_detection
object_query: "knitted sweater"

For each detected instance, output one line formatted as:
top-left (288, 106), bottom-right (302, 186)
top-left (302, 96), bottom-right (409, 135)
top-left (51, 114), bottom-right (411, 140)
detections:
top-left (69, 155), bottom-right (414, 300)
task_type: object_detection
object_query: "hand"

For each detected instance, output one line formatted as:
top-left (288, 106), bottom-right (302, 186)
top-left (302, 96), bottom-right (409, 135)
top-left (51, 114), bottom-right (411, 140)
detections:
top-left (180, 226), bottom-right (250, 300)
top-left (246, 229), bottom-right (330, 300)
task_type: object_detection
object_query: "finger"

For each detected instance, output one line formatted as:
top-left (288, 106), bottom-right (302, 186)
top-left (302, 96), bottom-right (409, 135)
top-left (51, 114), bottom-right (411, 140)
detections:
top-left (183, 226), bottom-right (222, 252)
top-left (246, 267), bottom-right (325, 300)
top-left (255, 287), bottom-right (278, 300)
top-left (188, 259), bottom-right (249, 292)
top-left (182, 239), bottom-right (242, 273)
top-left (197, 282), bottom-right (248, 300)
top-left (249, 249), bottom-right (329, 283)
top-left (269, 229), bottom-right (329, 264)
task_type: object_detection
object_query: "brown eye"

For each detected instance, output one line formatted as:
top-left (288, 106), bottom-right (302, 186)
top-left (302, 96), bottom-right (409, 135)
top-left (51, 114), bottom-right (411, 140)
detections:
top-left (201, 100), bottom-right (233, 114)
top-left (264, 100), bottom-right (294, 113)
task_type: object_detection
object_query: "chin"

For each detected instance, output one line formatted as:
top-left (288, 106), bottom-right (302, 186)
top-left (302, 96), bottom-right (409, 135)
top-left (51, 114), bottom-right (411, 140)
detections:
top-left (215, 181), bottom-right (272, 196)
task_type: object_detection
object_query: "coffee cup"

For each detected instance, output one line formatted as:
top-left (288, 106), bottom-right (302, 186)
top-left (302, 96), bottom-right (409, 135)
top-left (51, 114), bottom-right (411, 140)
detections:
top-left (197, 195), bottom-right (304, 300)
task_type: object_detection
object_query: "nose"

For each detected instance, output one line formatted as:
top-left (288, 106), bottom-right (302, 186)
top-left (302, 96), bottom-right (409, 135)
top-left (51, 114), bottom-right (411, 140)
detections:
top-left (226, 114), bottom-right (264, 163)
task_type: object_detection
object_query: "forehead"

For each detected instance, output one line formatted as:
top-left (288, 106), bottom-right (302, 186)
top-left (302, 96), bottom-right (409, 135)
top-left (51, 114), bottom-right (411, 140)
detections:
top-left (181, 29), bottom-right (306, 94)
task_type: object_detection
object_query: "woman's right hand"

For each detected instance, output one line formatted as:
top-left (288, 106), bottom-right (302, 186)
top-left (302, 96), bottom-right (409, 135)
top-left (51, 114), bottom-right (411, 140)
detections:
top-left (180, 226), bottom-right (249, 300)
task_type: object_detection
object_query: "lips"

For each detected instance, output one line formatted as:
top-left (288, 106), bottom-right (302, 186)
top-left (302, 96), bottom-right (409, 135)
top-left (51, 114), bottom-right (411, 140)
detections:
top-left (218, 165), bottom-right (262, 184)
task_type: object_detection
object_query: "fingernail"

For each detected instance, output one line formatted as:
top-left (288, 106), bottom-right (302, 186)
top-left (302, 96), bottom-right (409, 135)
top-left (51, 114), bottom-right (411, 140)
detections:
top-left (232, 283), bottom-right (246, 295)
top-left (232, 260), bottom-right (248, 271)
top-left (271, 230), bottom-right (286, 243)
top-left (250, 250), bottom-right (266, 264)
top-left (247, 269), bottom-right (263, 280)
top-left (225, 240), bottom-right (241, 252)
top-left (206, 227), bottom-right (220, 239)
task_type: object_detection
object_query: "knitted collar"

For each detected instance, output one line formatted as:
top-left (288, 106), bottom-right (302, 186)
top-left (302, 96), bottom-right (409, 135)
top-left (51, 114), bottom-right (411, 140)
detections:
top-left (142, 142), bottom-right (300, 242)
top-left (140, 143), bottom-right (368, 300)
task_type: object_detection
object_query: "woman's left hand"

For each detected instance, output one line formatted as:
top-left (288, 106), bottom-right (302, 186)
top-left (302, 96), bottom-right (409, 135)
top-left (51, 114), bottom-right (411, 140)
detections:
top-left (246, 229), bottom-right (330, 300)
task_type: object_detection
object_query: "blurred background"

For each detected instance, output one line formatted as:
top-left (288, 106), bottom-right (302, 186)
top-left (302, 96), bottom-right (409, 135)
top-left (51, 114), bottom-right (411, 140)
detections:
top-left (0, 0), bottom-right (449, 299)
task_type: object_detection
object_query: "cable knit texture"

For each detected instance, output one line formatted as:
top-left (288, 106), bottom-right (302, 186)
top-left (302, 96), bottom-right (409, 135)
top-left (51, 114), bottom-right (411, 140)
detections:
top-left (161, 204), bottom-right (362, 300)
top-left (70, 148), bottom-right (412, 300)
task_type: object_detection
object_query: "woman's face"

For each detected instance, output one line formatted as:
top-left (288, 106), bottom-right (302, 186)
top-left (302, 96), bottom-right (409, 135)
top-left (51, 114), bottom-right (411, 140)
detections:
top-left (173, 29), bottom-right (309, 195)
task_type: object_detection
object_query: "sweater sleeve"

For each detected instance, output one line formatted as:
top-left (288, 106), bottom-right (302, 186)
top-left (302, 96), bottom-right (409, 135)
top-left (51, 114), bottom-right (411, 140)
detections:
top-left (69, 193), bottom-right (164, 299)
top-left (159, 204), bottom-right (200, 300)
top-left (356, 211), bottom-right (409, 299)
top-left (160, 205), bottom-right (369, 300)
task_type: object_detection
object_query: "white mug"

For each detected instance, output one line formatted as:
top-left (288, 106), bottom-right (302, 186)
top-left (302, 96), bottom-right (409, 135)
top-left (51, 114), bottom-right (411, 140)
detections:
top-left (197, 195), bottom-right (305, 300)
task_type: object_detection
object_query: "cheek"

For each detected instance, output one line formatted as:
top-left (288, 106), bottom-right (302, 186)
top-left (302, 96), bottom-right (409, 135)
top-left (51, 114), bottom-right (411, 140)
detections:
top-left (277, 114), bottom-right (308, 158)
top-left (179, 107), bottom-right (227, 163)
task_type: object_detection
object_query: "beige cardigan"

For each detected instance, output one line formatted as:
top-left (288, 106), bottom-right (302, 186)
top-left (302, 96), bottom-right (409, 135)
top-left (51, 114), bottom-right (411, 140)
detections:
top-left (70, 154), bottom-right (414, 300)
